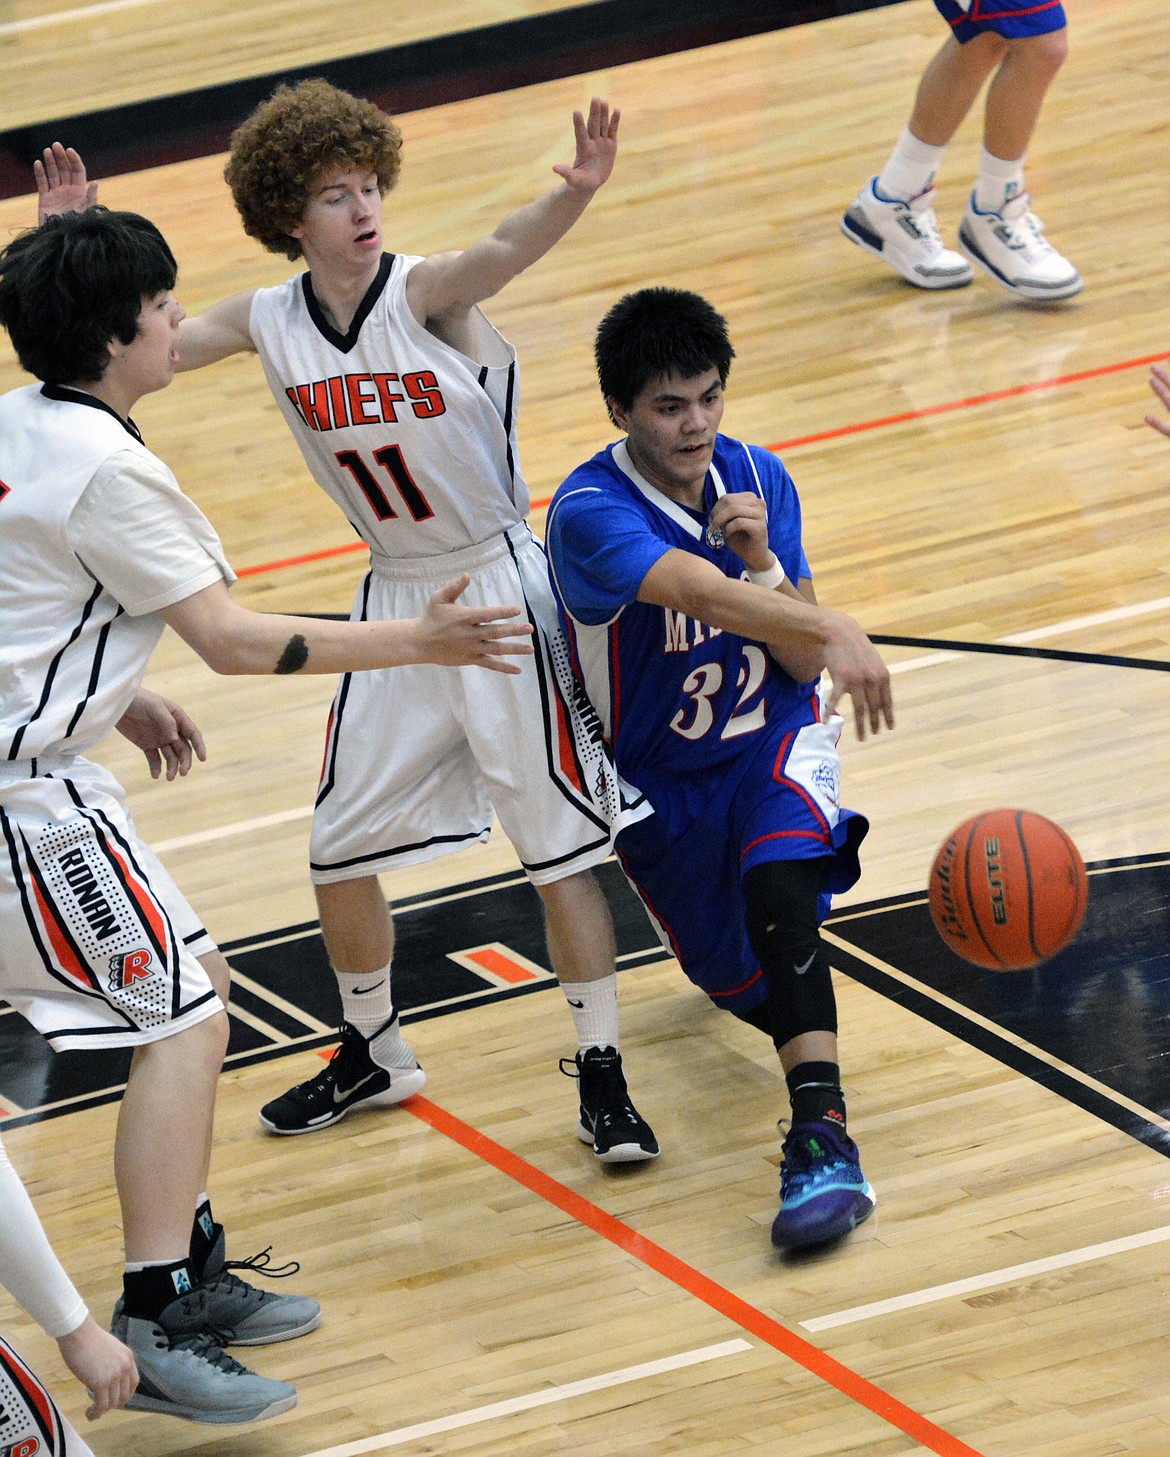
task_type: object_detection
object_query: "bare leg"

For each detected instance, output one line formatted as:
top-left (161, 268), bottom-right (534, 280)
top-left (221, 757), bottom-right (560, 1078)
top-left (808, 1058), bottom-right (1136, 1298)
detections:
top-left (115, 981), bottom-right (229, 1262)
top-left (776, 1029), bottom-right (837, 1078)
top-left (982, 29), bottom-right (1069, 159)
top-left (537, 869), bottom-right (616, 985)
top-left (314, 875), bottom-right (394, 972)
top-left (908, 32), bottom-right (1008, 145)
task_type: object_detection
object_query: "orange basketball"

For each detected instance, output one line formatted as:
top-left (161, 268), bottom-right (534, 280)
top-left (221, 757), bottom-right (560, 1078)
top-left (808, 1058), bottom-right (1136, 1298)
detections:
top-left (928, 809), bottom-right (1088, 969)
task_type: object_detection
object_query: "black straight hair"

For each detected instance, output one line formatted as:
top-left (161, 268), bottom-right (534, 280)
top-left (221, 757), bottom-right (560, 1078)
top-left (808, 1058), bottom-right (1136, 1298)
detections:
top-left (0, 208), bottom-right (177, 385)
top-left (595, 287), bottom-right (735, 423)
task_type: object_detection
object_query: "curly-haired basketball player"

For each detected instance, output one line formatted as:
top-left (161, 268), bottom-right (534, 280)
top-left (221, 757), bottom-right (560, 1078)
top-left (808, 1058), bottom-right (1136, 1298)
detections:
top-left (35, 81), bottom-right (661, 1162)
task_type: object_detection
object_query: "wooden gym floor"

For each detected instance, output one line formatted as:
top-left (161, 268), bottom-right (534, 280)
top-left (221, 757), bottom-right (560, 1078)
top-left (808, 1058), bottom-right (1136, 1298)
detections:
top-left (1, 1), bottom-right (1169, 1454)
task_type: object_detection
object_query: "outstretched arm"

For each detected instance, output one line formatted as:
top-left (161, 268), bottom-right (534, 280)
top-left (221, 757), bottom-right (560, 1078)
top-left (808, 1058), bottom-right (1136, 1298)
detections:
top-left (637, 550), bottom-right (894, 740)
top-left (406, 98), bottom-right (619, 324)
top-left (161, 574), bottom-right (534, 677)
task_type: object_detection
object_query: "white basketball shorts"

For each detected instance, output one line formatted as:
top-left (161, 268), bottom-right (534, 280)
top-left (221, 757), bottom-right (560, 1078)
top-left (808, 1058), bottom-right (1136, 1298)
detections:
top-left (310, 525), bottom-right (648, 887)
top-left (0, 757), bottom-right (223, 1051)
top-left (0, 1334), bottom-right (95, 1456)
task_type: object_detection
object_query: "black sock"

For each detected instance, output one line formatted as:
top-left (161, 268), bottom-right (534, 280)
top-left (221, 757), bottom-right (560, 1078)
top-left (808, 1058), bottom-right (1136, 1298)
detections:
top-left (786, 1060), bottom-right (847, 1131)
top-left (189, 1197), bottom-right (219, 1280)
top-left (122, 1258), bottom-right (197, 1320)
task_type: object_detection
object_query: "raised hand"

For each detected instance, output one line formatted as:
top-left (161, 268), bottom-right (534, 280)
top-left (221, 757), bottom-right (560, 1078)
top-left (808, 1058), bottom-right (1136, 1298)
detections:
top-left (552, 97), bottom-right (620, 195)
top-left (35, 142), bottom-right (98, 224)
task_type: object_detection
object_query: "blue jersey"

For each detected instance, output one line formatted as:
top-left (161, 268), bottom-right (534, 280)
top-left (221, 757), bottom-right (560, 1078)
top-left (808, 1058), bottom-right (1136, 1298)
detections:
top-left (545, 433), bottom-right (815, 783)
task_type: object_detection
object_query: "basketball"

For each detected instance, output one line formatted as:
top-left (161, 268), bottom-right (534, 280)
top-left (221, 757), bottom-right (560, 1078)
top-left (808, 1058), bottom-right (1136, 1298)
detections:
top-left (928, 809), bottom-right (1088, 969)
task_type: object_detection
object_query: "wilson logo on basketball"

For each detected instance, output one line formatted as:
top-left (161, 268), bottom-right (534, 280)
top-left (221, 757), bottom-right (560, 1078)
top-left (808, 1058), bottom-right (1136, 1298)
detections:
top-left (107, 948), bottom-right (154, 991)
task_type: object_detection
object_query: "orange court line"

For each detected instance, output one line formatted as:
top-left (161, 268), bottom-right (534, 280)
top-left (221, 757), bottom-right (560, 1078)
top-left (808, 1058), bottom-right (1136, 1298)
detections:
top-left (406, 1093), bottom-right (986, 1457)
top-left (234, 349), bottom-right (1164, 579)
top-left (464, 947), bottom-right (541, 983)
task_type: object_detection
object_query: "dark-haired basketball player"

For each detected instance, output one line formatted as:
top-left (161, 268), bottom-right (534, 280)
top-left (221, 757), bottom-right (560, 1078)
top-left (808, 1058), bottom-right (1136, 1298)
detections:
top-left (0, 207), bottom-right (531, 1421)
top-left (546, 287), bottom-right (894, 1249)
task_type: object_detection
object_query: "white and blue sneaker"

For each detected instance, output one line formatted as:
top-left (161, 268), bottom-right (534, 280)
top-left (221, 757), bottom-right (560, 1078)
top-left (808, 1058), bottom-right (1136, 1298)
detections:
top-left (958, 191), bottom-right (1082, 301)
top-left (771, 1121), bottom-right (875, 1250)
top-left (841, 178), bottom-right (973, 289)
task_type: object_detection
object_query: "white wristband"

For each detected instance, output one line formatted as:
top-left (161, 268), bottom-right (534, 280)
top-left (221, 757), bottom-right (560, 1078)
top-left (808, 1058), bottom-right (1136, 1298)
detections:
top-left (746, 557), bottom-right (786, 590)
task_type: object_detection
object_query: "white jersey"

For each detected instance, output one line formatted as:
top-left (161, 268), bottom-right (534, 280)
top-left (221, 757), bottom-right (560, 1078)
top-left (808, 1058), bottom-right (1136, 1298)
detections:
top-left (0, 385), bottom-right (233, 761)
top-left (249, 253), bottom-right (529, 558)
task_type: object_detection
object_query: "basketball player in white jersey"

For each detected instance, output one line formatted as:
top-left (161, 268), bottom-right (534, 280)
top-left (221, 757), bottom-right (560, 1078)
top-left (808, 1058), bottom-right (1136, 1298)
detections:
top-left (1, 1131), bottom-right (138, 1454)
top-left (35, 85), bottom-right (661, 1160)
top-left (0, 208), bottom-right (531, 1422)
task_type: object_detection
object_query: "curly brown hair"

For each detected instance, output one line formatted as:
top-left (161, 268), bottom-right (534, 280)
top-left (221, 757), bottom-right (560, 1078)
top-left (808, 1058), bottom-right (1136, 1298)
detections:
top-left (224, 79), bottom-right (403, 261)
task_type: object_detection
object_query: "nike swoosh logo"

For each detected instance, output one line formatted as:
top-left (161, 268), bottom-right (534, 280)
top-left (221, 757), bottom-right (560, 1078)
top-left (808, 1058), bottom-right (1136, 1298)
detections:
top-left (334, 1071), bottom-right (382, 1103)
top-left (793, 953), bottom-right (816, 976)
top-left (567, 999), bottom-right (585, 1009)
top-left (353, 982), bottom-right (385, 995)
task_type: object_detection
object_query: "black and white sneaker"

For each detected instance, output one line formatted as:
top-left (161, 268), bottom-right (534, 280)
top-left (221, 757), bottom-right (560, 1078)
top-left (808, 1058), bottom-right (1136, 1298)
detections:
top-left (561, 1045), bottom-right (660, 1163)
top-left (258, 1021), bottom-right (425, 1135)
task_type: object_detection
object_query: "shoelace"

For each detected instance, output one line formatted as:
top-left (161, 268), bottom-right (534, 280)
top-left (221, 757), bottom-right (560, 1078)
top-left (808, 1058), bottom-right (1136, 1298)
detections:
top-left (222, 1247), bottom-right (302, 1281)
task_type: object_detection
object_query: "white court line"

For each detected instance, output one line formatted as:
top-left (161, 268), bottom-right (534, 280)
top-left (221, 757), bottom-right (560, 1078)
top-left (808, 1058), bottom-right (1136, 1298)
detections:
top-left (0, 0), bottom-right (163, 35)
top-left (822, 929), bottom-right (1170, 1137)
top-left (154, 805), bottom-right (311, 854)
top-left (299, 1340), bottom-right (752, 1457)
top-left (802, 1226), bottom-right (1170, 1331)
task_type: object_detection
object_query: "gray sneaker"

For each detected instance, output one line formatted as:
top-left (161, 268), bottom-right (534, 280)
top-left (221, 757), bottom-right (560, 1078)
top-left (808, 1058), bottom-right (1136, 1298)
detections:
top-left (199, 1224), bottom-right (321, 1345)
top-left (114, 1288), bottom-right (297, 1424)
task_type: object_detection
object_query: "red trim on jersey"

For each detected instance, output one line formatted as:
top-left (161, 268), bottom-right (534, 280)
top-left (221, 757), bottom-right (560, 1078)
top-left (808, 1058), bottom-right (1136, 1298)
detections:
top-left (742, 827), bottom-right (829, 858)
top-left (0, 1332), bottom-right (59, 1439)
top-left (967, 0), bottom-right (1062, 19)
top-left (615, 843), bottom-right (685, 966)
top-left (551, 681), bottom-right (586, 794)
top-left (608, 618), bottom-right (623, 738)
top-left (104, 841), bottom-right (168, 950)
top-left (706, 966), bottom-right (764, 1000)
top-left (318, 702), bottom-right (337, 788)
top-left (30, 877), bottom-right (99, 990)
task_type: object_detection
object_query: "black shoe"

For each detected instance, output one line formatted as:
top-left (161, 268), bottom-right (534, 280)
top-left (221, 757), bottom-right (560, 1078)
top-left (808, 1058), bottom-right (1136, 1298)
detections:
top-left (561, 1045), bottom-right (659, 1163)
top-left (258, 1021), bottom-right (425, 1135)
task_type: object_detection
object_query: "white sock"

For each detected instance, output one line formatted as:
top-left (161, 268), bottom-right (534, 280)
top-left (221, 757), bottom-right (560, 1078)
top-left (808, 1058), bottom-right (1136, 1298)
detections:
top-left (335, 964), bottom-right (416, 1066)
top-left (876, 128), bottom-right (946, 202)
top-left (974, 146), bottom-right (1025, 212)
top-left (563, 973), bottom-right (620, 1051)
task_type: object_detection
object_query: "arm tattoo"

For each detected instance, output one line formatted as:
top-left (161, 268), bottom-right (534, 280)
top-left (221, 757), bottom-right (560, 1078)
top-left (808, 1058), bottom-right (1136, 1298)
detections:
top-left (274, 634), bottom-right (309, 675)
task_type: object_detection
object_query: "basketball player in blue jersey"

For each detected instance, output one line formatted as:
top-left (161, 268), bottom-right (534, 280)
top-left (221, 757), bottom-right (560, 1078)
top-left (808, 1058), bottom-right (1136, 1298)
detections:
top-left (545, 288), bottom-right (895, 1250)
top-left (34, 82), bottom-right (661, 1161)
top-left (841, 0), bottom-right (1080, 300)
top-left (1, 208), bottom-right (532, 1421)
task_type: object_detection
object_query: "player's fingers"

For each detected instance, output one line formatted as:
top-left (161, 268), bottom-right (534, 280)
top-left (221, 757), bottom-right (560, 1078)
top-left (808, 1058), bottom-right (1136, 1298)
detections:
top-left (478, 659), bottom-right (524, 675)
top-left (86, 180), bottom-right (99, 207)
top-left (467, 601), bottom-right (524, 622)
top-left (434, 573), bottom-right (471, 604)
top-left (144, 746), bottom-right (163, 779)
top-left (1145, 413), bottom-right (1170, 438)
top-left (608, 106), bottom-right (620, 138)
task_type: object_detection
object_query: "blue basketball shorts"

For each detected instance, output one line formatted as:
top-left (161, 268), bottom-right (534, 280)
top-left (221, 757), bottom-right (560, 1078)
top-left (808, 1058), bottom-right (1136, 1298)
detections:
top-left (614, 713), bottom-right (869, 1018)
top-left (934, 0), bottom-right (1067, 43)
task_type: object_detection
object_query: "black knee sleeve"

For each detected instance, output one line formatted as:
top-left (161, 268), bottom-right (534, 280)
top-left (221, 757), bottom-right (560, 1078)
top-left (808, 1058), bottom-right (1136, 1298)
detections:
top-left (743, 859), bottom-right (838, 1053)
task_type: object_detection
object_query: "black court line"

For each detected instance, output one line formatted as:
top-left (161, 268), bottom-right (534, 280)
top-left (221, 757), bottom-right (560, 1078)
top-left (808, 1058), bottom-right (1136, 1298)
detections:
top-left (0, 0), bottom-right (908, 199)
top-left (874, 633), bottom-right (1170, 674)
